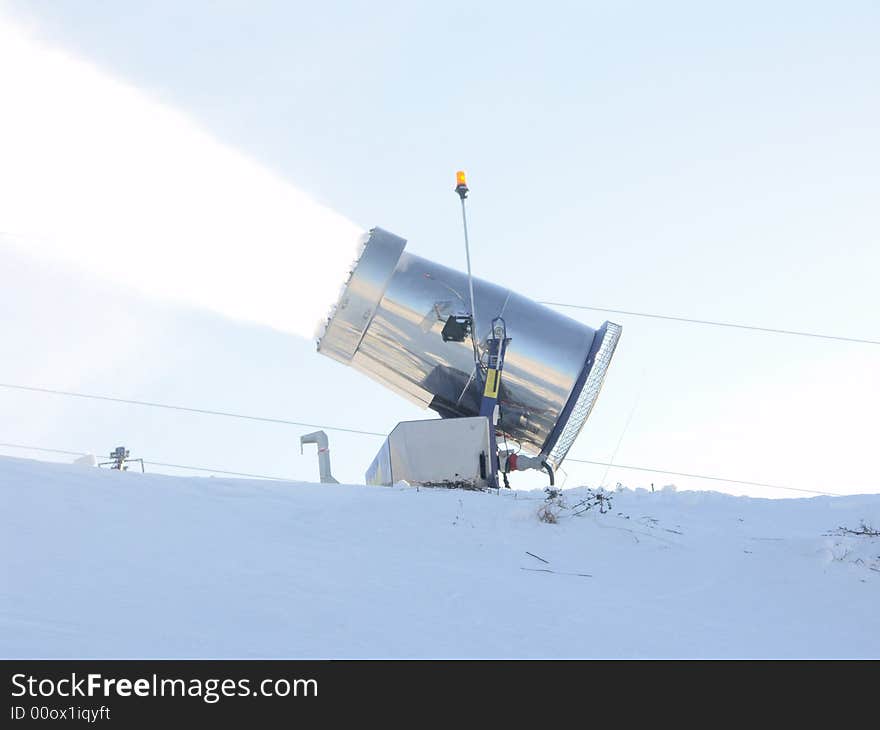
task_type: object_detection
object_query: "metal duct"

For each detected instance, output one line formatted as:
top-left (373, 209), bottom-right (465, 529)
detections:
top-left (317, 227), bottom-right (621, 467)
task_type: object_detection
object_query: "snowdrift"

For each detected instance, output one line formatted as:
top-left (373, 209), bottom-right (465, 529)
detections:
top-left (1, 455), bottom-right (878, 658)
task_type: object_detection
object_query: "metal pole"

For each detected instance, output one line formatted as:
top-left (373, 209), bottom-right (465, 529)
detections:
top-left (455, 170), bottom-right (481, 374)
top-left (460, 197), bottom-right (478, 346)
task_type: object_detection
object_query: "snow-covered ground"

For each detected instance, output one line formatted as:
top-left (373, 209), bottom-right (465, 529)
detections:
top-left (1, 454), bottom-right (878, 658)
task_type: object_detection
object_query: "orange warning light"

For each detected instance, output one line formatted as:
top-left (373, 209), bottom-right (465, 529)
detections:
top-left (456, 170), bottom-right (467, 187)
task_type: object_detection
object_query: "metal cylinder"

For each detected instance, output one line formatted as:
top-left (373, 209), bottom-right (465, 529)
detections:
top-left (317, 228), bottom-right (621, 467)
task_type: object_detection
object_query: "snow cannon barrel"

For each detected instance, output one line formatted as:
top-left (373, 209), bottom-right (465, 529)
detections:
top-left (316, 227), bottom-right (621, 467)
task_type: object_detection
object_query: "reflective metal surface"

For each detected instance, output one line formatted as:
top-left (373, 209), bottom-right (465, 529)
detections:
top-left (317, 227), bottom-right (621, 463)
top-left (317, 229), bottom-right (405, 364)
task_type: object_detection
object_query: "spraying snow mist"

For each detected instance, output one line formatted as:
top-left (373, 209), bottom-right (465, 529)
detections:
top-left (0, 14), bottom-right (364, 339)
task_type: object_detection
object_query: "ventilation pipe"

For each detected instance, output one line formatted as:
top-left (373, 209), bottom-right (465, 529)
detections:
top-left (300, 430), bottom-right (339, 484)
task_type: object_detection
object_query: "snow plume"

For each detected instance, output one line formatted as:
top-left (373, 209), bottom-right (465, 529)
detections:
top-left (0, 14), bottom-right (365, 339)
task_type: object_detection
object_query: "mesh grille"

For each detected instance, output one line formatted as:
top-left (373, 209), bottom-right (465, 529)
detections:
top-left (547, 321), bottom-right (622, 468)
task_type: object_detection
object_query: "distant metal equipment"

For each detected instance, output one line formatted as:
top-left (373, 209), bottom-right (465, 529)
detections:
top-left (317, 171), bottom-right (621, 488)
top-left (99, 446), bottom-right (144, 472)
top-left (300, 430), bottom-right (339, 484)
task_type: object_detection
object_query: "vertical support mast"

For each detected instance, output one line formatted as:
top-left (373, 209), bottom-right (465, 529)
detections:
top-left (455, 170), bottom-right (480, 372)
top-left (454, 170), bottom-right (512, 488)
top-left (478, 318), bottom-right (511, 488)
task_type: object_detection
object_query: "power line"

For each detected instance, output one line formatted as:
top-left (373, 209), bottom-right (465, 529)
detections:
top-left (0, 382), bottom-right (860, 497)
top-left (6, 230), bottom-right (876, 347)
top-left (539, 301), bottom-right (880, 347)
top-left (0, 441), bottom-right (289, 481)
top-left (564, 457), bottom-right (841, 496)
top-left (143, 461), bottom-right (289, 481)
top-left (0, 442), bottom-right (84, 458)
top-left (0, 382), bottom-right (386, 437)
top-left (0, 436), bottom-right (847, 498)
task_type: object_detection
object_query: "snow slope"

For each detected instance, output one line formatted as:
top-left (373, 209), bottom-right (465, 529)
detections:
top-left (1, 455), bottom-right (878, 658)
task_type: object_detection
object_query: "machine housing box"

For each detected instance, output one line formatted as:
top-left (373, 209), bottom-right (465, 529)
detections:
top-left (366, 417), bottom-right (491, 488)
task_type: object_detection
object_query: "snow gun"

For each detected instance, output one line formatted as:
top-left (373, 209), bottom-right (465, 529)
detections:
top-left (316, 171), bottom-right (621, 489)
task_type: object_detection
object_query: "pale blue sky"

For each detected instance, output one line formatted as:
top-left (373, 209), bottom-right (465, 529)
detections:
top-left (1, 1), bottom-right (878, 494)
